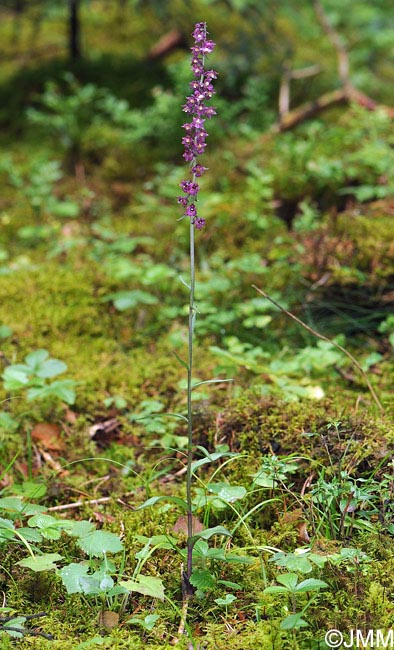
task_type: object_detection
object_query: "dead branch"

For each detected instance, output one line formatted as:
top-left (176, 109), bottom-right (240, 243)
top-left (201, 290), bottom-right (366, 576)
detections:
top-left (312, 0), bottom-right (351, 90)
top-left (148, 29), bottom-right (187, 60)
top-left (274, 0), bottom-right (394, 130)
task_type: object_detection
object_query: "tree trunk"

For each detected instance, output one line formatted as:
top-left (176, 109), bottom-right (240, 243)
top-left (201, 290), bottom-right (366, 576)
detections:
top-left (69, 0), bottom-right (81, 60)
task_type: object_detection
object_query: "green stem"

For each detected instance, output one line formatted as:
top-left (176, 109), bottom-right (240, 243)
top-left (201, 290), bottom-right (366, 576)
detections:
top-left (186, 217), bottom-right (195, 582)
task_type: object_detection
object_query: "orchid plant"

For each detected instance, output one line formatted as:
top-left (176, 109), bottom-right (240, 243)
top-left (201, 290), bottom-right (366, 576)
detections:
top-left (176, 22), bottom-right (218, 591)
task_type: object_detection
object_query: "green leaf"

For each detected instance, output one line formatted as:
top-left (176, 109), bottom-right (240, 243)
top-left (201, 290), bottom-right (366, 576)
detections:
top-left (0, 412), bottom-right (19, 433)
top-left (76, 636), bottom-right (108, 649)
top-left (172, 351), bottom-right (189, 371)
top-left (0, 324), bottom-right (12, 338)
top-left (191, 378), bottom-right (233, 390)
top-left (0, 517), bottom-right (15, 542)
top-left (17, 527), bottom-right (43, 543)
top-left (209, 483), bottom-right (247, 504)
top-left (51, 200), bottom-right (79, 218)
top-left (65, 520), bottom-right (96, 538)
top-left (0, 497), bottom-right (46, 517)
top-left (104, 290), bottom-right (158, 311)
top-left (24, 349), bottom-right (49, 370)
top-left (263, 585), bottom-right (290, 595)
top-left (214, 594), bottom-right (237, 606)
top-left (276, 573), bottom-right (299, 591)
top-left (189, 570), bottom-right (216, 591)
top-left (217, 580), bottom-right (243, 590)
top-left (35, 358), bottom-right (67, 379)
top-left (191, 526), bottom-right (232, 543)
top-left (280, 614), bottom-right (309, 630)
top-left (3, 616), bottom-right (26, 638)
top-left (17, 553), bottom-right (62, 572)
top-left (2, 367), bottom-right (30, 390)
top-left (59, 562), bottom-right (90, 593)
top-left (191, 449), bottom-right (238, 472)
top-left (11, 481), bottom-right (47, 500)
top-left (77, 530), bottom-right (123, 557)
top-left (126, 614), bottom-right (159, 631)
top-left (120, 575), bottom-right (165, 600)
top-left (136, 496), bottom-right (188, 512)
top-left (27, 379), bottom-right (76, 404)
top-left (295, 578), bottom-right (328, 592)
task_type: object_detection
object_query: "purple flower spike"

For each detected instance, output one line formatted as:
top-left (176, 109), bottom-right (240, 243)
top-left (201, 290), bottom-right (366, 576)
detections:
top-left (177, 22), bottom-right (217, 229)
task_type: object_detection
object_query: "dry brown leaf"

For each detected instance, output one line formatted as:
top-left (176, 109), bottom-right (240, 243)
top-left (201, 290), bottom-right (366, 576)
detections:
top-left (31, 423), bottom-right (63, 451)
top-left (98, 610), bottom-right (119, 630)
top-left (172, 515), bottom-right (204, 535)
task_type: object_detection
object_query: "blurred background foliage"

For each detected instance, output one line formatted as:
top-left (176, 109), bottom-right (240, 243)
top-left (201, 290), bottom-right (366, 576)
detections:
top-left (0, 0), bottom-right (393, 410)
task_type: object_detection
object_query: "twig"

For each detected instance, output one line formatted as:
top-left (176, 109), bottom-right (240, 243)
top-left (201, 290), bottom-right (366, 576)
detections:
top-left (47, 493), bottom-right (134, 512)
top-left (252, 285), bottom-right (384, 413)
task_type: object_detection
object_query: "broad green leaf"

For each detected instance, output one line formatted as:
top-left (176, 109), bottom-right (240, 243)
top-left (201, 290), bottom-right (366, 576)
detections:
top-left (0, 517), bottom-right (15, 542)
top-left (0, 497), bottom-right (46, 517)
top-left (280, 614), bottom-right (309, 630)
top-left (3, 616), bottom-right (26, 638)
top-left (134, 534), bottom-right (177, 549)
top-left (0, 324), bottom-right (12, 338)
top-left (191, 450), bottom-right (237, 473)
top-left (17, 553), bottom-right (62, 572)
top-left (125, 614), bottom-right (159, 631)
top-left (189, 570), bottom-right (216, 591)
top-left (136, 496), bottom-right (188, 512)
top-left (120, 575), bottom-right (165, 600)
top-left (17, 527), bottom-right (43, 543)
top-left (2, 367), bottom-right (30, 390)
top-left (51, 200), bottom-right (79, 218)
top-left (0, 411), bottom-right (19, 433)
top-left (214, 594), bottom-right (237, 606)
top-left (27, 379), bottom-right (76, 404)
top-left (65, 520), bottom-right (96, 538)
top-left (11, 481), bottom-right (47, 500)
top-left (59, 562), bottom-right (90, 593)
top-left (295, 578), bottom-right (328, 592)
top-left (35, 358), bottom-right (67, 379)
top-left (276, 573), bottom-right (299, 591)
top-left (210, 483), bottom-right (247, 503)
top-left (24, 349), bottom-right (49, 370)
top-left (263, 585), bottom-right (290, 595)
top-left (104, 290), bottom-right (158, 311)
top-left (28, 513), bottom-right (60, 528)
top-left (191, 526), bottom-right (232, 543)
top-left (77, 530), bottom-right (123, 557)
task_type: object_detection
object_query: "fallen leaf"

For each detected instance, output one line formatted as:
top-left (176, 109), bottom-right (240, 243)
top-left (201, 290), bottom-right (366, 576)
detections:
top-left (31, 423), bottom-right (63, 451)
top-left (98, 610), bottom-right (119, 630)
top-left (298, 522), bottom-right (311, 543)
top-left (64, 409), bottom-right (77, 424)
top-left (172, 515), bottom-right (204, 535)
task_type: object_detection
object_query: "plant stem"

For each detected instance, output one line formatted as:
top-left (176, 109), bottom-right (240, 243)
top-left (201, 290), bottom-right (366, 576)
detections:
top-left (186, 217), bottom-right (195, 582)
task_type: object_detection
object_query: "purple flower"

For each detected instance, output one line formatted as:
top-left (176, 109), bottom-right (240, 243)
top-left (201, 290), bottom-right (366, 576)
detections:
top-left (177, 22), bottom-right (217, 229)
